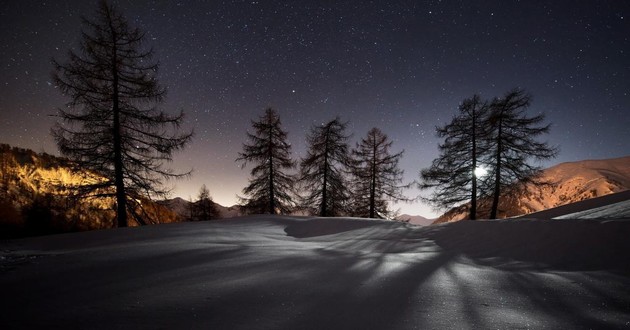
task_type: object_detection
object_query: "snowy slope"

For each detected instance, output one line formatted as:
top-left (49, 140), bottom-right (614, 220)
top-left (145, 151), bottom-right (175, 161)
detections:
top-left (556, 199), bottom-right (630, 219)
top-left (521, 189), bottom-right (630, 220)
top-left (438, 156), bottom-right (630, 222)
top-left (1, 215), bottom-right (628, 329)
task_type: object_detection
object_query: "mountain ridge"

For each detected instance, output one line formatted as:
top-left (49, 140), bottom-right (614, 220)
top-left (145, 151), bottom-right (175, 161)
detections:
top-left (157, 196), bottom-right (242, 220)
top-left (3, 143), bottom-right (628, 234)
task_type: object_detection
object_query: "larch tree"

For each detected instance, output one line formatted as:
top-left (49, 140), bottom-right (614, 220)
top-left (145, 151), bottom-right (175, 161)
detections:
top-left (351, 127), bottom-right (408, 219)
top-left (486, 89), bottom-right (558, 219)
top-left (51, 0), bottom-right (192, 227)
top-left (237, 108), bottom-right (296, 215)
top-left (420, 95), bottom-right (490, 220)
top-left (192, 184), bottom-right (220, 221)
top-left (299, 118), bottom-right (351, 216)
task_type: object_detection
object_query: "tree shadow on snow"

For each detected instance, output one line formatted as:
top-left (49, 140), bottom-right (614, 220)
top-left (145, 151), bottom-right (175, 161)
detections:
top-left (2, 217), bottom-right (629, 329)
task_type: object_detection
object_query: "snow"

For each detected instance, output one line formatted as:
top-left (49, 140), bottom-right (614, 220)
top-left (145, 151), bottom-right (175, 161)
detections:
top-left (1, 214), bottom-right (629, 329)
top-left (555, 199), bottom-right (630, 219)
top-left (550, 189), bottom-right (630, 219)
top-left (525, 189), bottom-right (630, 220)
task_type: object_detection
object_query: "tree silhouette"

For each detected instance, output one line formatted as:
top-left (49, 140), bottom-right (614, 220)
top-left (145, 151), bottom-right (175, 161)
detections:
top-left (51, 1), bottom-right (192, 227)
top-left (420, 95), bottom-right (490, 220)
top-left (486, 89), bottom-right (558, 219)
top-left (351, 128), bottom-right (408, 219)
top-left (237, 108), bottom-right (296, 214)
top-left (192, 184), bottom-right (220, 221)
top-left (299, 118), bottom-right (351, 216)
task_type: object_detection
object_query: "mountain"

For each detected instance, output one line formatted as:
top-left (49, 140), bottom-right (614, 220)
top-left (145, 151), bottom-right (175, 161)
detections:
top-left (158, 197), bottom-right (242, 220)
top-left (395, 214), bottom-right (434, 226)
top-left (436, 156), bottom-right (630, 223)
top-left (0, 144), bottom-right (178, 237)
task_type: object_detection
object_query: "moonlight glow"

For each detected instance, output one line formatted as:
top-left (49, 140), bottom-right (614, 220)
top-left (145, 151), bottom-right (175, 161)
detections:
top-left (474, 166), bottom-right (489, 178)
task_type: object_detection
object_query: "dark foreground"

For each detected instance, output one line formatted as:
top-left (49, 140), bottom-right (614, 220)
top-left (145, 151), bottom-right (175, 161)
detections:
top-left (1, 216), bottom-right (629, 329)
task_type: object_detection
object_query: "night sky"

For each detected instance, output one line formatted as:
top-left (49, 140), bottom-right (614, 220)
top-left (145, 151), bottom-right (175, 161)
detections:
top-left (1, 1), bottom-right (629, 217)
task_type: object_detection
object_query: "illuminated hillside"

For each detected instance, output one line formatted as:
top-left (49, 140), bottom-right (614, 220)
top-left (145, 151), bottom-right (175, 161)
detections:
top-left (0, 144), bottom-right (177, 236)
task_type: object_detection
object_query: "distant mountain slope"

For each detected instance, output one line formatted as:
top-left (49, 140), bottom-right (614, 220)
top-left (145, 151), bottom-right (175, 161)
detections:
top-left (436, 156), bottom-right (630, 223)
top-left (158, 197), bottom-right (242, 220)
top-left (395, 214), bottom-right (434, 226)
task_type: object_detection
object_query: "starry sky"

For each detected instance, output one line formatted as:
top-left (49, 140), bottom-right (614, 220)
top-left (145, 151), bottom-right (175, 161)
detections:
top-left (1, 1), bottom-right (629, 218)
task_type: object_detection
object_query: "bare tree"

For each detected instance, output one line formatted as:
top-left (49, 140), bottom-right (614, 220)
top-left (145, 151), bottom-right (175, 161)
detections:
top-left (237, 108), bottom-right (296, 214)
top-left (299, 118), bottom-right (351, 216)
top-left (420, 95), bottom-right (490, 220)
top-left (486, 89), bottom-right (558, 219)
top-left (192, 184), bottom-right (220, 221)
top-left (351, 128), bottom-right (408, 219)
top-left (51, 1), bottom-right (192, 227)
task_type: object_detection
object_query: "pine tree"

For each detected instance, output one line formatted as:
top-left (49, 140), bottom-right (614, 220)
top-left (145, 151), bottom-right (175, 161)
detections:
top-left (420, 95), bottom-right (490, 220)
top-left (51, 1), bottom-right (192, 227)
top-left (192, 184), bottom-right (220, 221)
top-left (299, 118), bottom-right (351, 216)
top-left (351, 128), bottom-right (407, 219)
top-left (486, 89), bottom-right (558, 219)
top-left (237, 108), bottom-right (296, 214)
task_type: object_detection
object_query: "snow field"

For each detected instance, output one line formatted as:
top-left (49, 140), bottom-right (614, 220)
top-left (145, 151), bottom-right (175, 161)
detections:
top-left (1, 215), bottom-right (629, 329)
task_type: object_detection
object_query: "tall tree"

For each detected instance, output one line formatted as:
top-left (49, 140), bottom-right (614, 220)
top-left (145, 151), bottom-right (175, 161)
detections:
top-left (51, 1), bottom-right (192, 227)
top-left (487, 89), bottom-right (558, 219)
top-left (237, 108), bottom-right (296, 214)
top-left (351, 128), bottom-right (407, 219)
top-left (192, 184), bottom-right (220, 221)
top-left (299, 118), bottom-right (351, 216)
top-left (420, 95), bottom-right (490, 220)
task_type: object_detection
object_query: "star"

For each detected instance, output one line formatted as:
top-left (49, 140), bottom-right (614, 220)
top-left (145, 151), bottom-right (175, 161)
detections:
top-left (0, 0), bottom-right (628, 218)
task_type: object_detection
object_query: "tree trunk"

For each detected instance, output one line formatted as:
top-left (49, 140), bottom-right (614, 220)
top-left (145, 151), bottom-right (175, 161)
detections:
top-left (471, 153), bottom-right (477, 220)
top-left (113, 105), bottom-right (127, 227)
top-left (268, 125), bottom-right (275, 214)
top-left (470, 107), bottom-right (477, 220)
top-left (110, 23), bottom-right (127, 228)
top-left (321, 131), bottom-right (329, 217)
top-left (490, 117), bottom-right (502, 219)
top-left (369, 138), bottom-right (377, 218)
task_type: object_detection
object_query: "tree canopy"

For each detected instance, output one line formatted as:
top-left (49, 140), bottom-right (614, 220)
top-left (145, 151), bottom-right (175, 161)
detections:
top-left (237, 108), bottom-right (296, 214)
top-left (351, 128), bottom-right (408, 219)
top-left (421, 89), bottom-right (558, 220)
top-left (299, 118), bottom-right (351, 216)
top-left (51, 0), bottom-right (192, 227)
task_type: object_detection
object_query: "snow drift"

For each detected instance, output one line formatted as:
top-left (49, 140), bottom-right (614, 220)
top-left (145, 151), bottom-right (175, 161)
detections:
top-left (525, 189), bottom-right (630, 220)
top-left (1, 212), bottom-right (629, 329)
